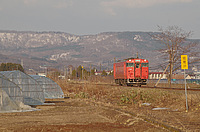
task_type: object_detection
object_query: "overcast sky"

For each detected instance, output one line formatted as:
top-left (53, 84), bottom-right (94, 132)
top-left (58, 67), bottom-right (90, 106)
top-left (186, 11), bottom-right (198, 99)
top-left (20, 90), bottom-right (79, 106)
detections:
top-left (0, 0), bottom-right (199, 38)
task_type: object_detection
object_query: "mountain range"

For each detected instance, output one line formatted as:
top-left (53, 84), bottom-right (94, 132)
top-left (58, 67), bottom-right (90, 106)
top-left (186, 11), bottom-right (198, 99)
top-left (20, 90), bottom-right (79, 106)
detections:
top-left (0, 30), bottom-right (199, 72)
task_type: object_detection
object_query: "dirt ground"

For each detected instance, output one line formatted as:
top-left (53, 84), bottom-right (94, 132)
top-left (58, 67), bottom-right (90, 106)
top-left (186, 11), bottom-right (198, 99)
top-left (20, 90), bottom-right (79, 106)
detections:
top-left (0, 98), bottom-right (169, 132)
top-left (1, 81), bottom-right (200, 131)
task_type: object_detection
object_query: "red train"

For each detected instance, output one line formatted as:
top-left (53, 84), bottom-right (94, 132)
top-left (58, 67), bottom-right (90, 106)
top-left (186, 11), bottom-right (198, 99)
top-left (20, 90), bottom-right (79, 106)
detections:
top-left (113, 58), bottom-right (149, 86)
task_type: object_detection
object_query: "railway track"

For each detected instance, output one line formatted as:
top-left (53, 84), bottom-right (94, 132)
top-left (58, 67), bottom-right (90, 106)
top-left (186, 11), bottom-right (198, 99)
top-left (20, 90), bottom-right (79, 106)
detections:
top-left (92, 83), bottom-right (200, 91)
top-left (139, 86), bottom-right (200, 91)
top-left (72, 81), bottom-right (200, 91)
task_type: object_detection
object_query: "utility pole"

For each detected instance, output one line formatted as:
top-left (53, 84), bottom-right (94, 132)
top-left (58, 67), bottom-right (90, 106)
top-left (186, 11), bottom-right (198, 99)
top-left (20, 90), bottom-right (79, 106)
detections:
top-left (82, 66), bottom-right (83, 80)
top-left (64, 66), bottom-right (66, 79)
top-left (155, 64), bottom-right (170, 87)
top-left (21, 59), bottom-right (23, 68)
top-left (90, 64), bottom-right (91, 77)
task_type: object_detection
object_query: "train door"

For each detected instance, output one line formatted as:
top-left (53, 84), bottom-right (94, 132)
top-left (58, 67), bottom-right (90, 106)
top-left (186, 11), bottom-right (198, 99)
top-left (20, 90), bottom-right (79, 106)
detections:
top-left (134, 63), bottom-right (141, 78)
top-left (141, 63), bottom-right (149, 79)
top-left (126, 63), bottom-right (134, 79)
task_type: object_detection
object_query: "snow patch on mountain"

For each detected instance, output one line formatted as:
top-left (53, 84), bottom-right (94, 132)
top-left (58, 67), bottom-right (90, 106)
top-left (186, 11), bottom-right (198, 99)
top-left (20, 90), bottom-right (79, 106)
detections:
top-left (134, 35), bottom-right (143, 41)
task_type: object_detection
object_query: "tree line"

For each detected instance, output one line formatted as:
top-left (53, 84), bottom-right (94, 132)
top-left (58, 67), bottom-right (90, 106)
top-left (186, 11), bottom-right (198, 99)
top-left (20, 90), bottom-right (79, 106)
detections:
top-left (0, 63), bottom-right (24, 72)
top-left (71, 65), bottom-right (112, 79)
top-left (46, 65), bottom-right (113, 81)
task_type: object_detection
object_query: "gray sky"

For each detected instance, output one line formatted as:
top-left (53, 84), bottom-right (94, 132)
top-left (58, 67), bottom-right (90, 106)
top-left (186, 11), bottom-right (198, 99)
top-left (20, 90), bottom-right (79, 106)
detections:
top-left (0, 0), bottom-right (199, 38)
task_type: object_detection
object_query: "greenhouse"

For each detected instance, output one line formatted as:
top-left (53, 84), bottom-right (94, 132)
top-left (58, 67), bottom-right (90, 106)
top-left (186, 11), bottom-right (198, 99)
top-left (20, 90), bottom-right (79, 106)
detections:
top-left (0, 74), bottom-right (23, 111)
top-left (30, 75), bottom-right (64, 99)
top-left (0, 71), bottom-right (45, 106)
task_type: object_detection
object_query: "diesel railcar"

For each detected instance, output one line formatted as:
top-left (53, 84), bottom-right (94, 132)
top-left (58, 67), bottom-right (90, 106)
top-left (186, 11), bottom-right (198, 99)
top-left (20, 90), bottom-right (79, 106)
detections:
top-left (113, 58), bottom-right (149, 86)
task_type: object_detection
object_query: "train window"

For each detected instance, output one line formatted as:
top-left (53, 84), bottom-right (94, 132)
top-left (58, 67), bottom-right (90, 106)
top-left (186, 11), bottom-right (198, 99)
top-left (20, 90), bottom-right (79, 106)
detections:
top-left (126, 63), bottom-right (134, 67)
top-left (141, 63), bottom-right (149, 67)
top-left (136, 63), bottom-right (140, 68)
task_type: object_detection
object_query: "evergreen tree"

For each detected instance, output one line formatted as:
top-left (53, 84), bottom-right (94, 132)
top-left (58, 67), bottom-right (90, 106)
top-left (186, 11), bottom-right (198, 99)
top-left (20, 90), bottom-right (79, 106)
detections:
top-left (72, 69), bottom-right (77, 79)
top-left (90, 68), bottom-right (95, 75)
top-left (0, 63), bottom-right (24, 72)
top-left (77, 65), bottom-right (83, 78)
top-left (101, 70), bottom-right (107, 76)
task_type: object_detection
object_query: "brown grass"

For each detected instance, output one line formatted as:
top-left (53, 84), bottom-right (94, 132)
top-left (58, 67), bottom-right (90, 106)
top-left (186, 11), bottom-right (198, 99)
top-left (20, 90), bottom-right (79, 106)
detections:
top-left (147, 80), bottom-right (200, 88)
top-left (55, 77), bottom-right (200, 131)
top-left (57, 77), bottom-right (200, 112)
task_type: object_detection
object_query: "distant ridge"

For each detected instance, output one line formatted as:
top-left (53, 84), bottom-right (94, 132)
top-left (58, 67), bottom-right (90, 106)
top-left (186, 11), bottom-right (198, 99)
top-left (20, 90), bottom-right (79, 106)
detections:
top-left (0, 30), bottom-right (199, 72)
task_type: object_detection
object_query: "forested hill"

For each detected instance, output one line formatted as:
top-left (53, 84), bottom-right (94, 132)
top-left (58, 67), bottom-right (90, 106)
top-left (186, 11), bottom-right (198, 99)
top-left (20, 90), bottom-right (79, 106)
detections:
top-left (0, 30), bottom-right (199, 71)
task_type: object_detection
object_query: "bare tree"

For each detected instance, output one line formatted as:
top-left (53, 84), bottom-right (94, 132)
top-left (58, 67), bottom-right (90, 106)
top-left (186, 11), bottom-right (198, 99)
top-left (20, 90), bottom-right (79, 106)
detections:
top-left (153, 26), bottom-right (199, 87)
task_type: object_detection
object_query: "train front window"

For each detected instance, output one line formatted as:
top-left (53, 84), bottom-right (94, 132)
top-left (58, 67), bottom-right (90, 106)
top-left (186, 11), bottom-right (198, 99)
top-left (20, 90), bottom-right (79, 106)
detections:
top-left (136, 63), bottom-right (140, 68)
top-left (126, 63), bottom-right (134, 67)
top-left (141, 63), bottom-right (149, 67)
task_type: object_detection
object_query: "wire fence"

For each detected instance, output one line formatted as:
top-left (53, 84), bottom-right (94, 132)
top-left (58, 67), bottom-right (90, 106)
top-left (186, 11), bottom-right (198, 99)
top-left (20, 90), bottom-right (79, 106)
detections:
top-left (148, 79), bottom-right (200, 85)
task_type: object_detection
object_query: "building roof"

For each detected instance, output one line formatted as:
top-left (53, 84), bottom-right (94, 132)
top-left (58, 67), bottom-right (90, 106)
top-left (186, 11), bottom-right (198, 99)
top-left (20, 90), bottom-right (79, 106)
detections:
top-left (149, 72), bottom-right (164, 74)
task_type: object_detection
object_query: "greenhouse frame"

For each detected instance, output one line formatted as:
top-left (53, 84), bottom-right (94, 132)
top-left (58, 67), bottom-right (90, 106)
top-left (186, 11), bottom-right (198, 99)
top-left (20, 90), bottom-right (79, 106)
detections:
top-left (0, 74), bottom-right (23, 111)
top-left (30, 75), bottom-right (64, 99)
top-left (0, 71), bottom-right (45, 106)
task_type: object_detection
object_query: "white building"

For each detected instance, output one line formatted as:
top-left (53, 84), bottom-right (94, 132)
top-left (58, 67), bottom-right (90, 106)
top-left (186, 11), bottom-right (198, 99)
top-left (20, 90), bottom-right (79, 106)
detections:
top-left (149, 72), bottom-right (167, 79)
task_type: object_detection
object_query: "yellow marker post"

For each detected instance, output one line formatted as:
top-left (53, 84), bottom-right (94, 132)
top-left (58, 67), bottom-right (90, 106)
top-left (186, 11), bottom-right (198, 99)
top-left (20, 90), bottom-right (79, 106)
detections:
top-left (181, 55), bottom-right (188, 112)
top-left (181, 55), bottom-right (188, 69)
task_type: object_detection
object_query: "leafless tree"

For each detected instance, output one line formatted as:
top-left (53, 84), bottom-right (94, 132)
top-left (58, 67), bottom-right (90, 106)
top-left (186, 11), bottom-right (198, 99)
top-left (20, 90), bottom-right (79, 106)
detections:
top-left (152, 26), bottom-right (199, 87)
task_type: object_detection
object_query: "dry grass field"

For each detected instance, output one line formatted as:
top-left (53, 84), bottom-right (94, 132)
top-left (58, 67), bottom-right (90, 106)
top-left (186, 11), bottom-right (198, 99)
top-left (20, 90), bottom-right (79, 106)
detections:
top-left (0, 76), bottom-right (200, 131)
top-left (58, 76), bottom-right (200, 131)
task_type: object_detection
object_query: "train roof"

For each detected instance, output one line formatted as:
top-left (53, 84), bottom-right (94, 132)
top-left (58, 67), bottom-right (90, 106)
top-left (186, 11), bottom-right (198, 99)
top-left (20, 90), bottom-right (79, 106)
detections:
top-left (116, 57), bottom-right (148, 62)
